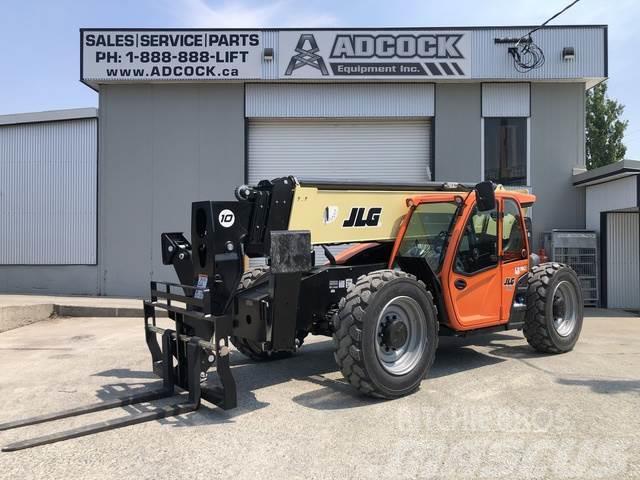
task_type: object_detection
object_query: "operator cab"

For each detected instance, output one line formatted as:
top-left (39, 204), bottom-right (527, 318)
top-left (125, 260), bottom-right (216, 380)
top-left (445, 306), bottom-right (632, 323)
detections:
top-left (392, 183), bottom-right (535, 332)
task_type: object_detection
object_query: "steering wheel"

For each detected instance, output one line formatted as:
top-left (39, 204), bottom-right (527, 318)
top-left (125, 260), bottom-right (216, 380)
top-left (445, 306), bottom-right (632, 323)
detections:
top-left (406, 240), bottom-right (428, 257)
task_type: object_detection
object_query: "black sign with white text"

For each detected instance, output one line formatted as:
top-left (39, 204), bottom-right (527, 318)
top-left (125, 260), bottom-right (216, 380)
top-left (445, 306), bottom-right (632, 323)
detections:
top-left (81, 30), bottom-right (262, 81)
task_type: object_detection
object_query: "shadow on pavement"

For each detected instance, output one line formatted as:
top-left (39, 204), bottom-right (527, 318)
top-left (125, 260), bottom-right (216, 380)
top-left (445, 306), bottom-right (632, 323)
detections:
top-left (92, 368), bottom-right (157, 379)
top-left (84, 333), bottom-right (533, 423)
top-left (556, 377), bottom-right (640, 394)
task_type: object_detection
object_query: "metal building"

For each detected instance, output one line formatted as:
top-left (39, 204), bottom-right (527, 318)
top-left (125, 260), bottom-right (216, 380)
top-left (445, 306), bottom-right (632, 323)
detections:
top-left (0, 26), bottom-right (607, 296)
top-left (573, 160), bottom-right (640, 310)
top-left (0, 109), bottom-right (98, 294)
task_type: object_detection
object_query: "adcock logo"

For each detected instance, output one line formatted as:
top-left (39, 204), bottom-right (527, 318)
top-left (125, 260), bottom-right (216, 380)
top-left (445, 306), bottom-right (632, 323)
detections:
top-left (285, 32), bottom-right (467, 77)
top-left (285, 34), bottom-right (329, 76)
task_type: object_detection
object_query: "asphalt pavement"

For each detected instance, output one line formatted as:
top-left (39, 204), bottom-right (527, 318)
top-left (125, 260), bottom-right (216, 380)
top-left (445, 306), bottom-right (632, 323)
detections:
top-left (0, 309), bottom-right (638, 479)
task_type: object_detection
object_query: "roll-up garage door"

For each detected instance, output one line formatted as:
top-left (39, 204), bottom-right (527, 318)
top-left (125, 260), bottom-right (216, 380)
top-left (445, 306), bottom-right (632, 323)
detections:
top-left (606, 212), bottom-right (640, 309)
top-left (247, 118), bottom-right (431, 264)
top-left (247, 119), bottom-right (432, 185)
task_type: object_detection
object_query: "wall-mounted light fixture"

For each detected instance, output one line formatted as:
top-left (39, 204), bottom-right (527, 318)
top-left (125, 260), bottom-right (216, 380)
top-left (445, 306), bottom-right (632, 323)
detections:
top-left (263, 47), bottom-right (274, 61)
top-left (562, 47), bottom-right (575, 61)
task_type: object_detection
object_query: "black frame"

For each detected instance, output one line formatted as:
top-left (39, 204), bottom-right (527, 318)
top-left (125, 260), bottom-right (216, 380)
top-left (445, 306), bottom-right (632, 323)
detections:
top-left (452, 204), bottom-right (500, 277)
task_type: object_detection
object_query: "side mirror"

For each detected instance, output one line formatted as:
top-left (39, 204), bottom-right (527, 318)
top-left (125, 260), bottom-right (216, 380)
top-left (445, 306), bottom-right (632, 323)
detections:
top-left (474, 181), bottom-right (496, 212)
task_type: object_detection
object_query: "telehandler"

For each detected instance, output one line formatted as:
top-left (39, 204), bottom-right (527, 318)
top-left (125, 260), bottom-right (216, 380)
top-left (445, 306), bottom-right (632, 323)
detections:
top-left (0, 176), bottom-right (583, 451)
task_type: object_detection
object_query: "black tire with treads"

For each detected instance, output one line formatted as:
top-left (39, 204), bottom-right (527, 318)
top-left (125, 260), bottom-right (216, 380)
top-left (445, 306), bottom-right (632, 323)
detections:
top-left (523, 262), bottom-right (584, 353)
top-left (230, 266), bottom-right (292, 361)
top-left (332, 269), bottom-right (438, 398)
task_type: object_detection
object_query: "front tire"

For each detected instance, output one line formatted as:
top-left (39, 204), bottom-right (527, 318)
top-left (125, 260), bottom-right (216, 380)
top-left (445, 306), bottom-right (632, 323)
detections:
top-left (524, 263), bottom-right (584, 353)
top-left (333, 270), bottom-right (438, 398)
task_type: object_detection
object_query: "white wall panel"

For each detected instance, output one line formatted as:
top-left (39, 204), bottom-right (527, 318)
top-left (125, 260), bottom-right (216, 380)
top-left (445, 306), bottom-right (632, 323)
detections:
top-left (0, 118), bottom-right (97, 264)
top-left (472, 27), bottom-right (605, 80)
top-left (261, 30), bottom-right (279, 80)
top-left (246, 83), bottom-right (434, 118)
top-left (482, 83), bottom-right (530, 117)
top-left (586, 176), bottom-right (638, 231)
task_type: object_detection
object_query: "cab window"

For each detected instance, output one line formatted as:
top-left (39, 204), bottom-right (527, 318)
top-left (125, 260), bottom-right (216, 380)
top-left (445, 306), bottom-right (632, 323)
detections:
top-left (502, 199), bottom-right (526, 262)
top-left (396, 202), bottom-right (458, 272)
top-left (454, 205), bottom-right (498, 275)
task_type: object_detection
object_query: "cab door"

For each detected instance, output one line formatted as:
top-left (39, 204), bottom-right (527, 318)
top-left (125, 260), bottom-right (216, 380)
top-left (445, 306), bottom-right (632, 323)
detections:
top-left (444, 201), bottom-right (503, 329)
top-left (499, 198), bottom-right (530, 320)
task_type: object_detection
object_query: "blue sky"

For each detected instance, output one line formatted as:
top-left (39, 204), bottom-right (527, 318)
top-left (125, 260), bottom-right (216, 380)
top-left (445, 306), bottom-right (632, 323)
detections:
top-left (1, 0), bottom-right (639, 157)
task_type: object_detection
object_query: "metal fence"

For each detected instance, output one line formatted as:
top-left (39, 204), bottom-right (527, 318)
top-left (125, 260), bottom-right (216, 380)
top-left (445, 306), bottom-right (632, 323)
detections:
top-left (544, 230), bottom-right (599, 307)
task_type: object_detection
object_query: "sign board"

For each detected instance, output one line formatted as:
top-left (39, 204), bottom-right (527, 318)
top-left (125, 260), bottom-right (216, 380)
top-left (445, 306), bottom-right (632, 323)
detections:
top-left (279, 30), bottom-right (470, 79)
top-left (81, 30), bottom-right (263, 82)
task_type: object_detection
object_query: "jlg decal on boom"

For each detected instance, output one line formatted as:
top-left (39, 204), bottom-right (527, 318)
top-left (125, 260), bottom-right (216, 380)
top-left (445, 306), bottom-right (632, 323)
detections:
top-left (342, 207), bottom-right (382, 227)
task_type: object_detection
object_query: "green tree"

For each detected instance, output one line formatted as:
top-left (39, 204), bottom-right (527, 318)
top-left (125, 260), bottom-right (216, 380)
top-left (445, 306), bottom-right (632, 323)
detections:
top-left (586, 82), bottom-right (628, 170)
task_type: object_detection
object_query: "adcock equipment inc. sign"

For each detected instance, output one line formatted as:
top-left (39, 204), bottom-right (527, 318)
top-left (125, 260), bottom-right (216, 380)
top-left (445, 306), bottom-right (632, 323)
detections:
top-left (81, 30), bottom-right (263, 81)
top-left (81, 29), bottom-right (471, 83)
top-left (279, 30), bottom-right (470, 79)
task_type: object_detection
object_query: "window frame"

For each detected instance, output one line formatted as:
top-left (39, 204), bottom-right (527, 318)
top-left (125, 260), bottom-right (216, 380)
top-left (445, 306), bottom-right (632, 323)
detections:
top-left (452, 203), bottom-right (500, 277)
top-left (395, 201), bottom-right (460, 274)
top-left (480, 116), bottom-right (530, 187)
top-left (500, 197), bottom-right (528, 264)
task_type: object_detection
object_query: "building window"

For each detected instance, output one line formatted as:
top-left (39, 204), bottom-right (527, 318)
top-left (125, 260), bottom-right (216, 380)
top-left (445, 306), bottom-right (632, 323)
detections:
top-left (484, 117), bottom-right (527, 186)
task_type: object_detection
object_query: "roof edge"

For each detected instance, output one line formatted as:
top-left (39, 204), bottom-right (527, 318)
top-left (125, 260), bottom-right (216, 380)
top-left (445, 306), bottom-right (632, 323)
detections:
top-left (80, 24), bottom-right (608, 32)
top-left (573, 160), bottom-right (640, 186)
top-left (0, 108), bottom-right (98, 126)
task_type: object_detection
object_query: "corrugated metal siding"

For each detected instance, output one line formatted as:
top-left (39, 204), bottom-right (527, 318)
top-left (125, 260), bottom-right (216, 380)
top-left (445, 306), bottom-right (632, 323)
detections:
top-left (482, 83), bottom-right (530, 117)
top-left (472, 27), bottom-right (605, 80)
top-left (607, 212), bottom-right (640, 309)
top-left (585, 176), bottom-right (638, 231)
top-left (246, 83), bottom-right (435, 117)
top-left (248, 119), bottom-right (431, 183)
top-left (261, 30), bottom-right (279, 80)
top-left (0, 118), bottom-right (97, 264)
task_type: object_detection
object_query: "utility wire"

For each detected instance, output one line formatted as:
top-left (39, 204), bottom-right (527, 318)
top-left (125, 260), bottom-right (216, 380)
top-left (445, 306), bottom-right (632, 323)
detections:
top-left (511, 0), bottom-right (582, 72)
top-left (525, 0), bottom-right (582, 38)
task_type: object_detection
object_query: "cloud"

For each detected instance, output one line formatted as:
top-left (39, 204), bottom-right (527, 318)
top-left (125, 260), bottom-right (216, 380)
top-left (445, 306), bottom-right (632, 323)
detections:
top-left (170, 0), bottom-right (338, 28)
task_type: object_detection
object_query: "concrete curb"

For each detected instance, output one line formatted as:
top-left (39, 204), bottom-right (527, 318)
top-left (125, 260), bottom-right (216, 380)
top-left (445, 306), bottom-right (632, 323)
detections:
top-left (0, 302), bottom-right (164, 333)
top-left (0, 304), bottom-right (56, 333)
top-left (54, 305), bottom-right (147, 318)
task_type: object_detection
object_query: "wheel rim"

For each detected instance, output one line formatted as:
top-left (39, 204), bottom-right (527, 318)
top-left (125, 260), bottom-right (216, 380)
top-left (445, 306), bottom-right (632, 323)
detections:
top-left (375, 296), bottom-right (427, 376)
top-left (551, 280), bottom-right (578, 337)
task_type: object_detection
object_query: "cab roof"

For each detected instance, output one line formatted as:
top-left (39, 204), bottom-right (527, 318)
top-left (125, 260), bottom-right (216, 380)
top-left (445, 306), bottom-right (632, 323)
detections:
top-left (410, 188), bottom-right (536, 208)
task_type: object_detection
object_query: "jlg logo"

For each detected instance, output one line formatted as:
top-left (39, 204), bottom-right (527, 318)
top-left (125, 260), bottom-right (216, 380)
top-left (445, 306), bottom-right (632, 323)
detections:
top-left (342, 207), bottom-right (382, 227)
top-left (504, 277), bottom-right (515, 286)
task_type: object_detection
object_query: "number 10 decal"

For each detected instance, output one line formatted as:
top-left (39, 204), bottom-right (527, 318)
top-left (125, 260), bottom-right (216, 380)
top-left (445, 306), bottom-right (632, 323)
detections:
top-left (218, 209), bottom-right (235, 228)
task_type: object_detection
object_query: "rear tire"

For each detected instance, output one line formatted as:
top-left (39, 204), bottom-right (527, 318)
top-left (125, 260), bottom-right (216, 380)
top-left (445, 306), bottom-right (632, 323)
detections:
top-left (333, 270), bottom-right (438, 398)
top-left (523, 263), bottom-right (584, 353)
top-left (230, 266), bottom-right (293, 361)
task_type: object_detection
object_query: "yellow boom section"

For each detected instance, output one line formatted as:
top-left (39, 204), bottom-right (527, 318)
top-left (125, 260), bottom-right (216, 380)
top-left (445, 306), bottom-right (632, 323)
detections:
top-left (288, 185), bottom-right (425, 245)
